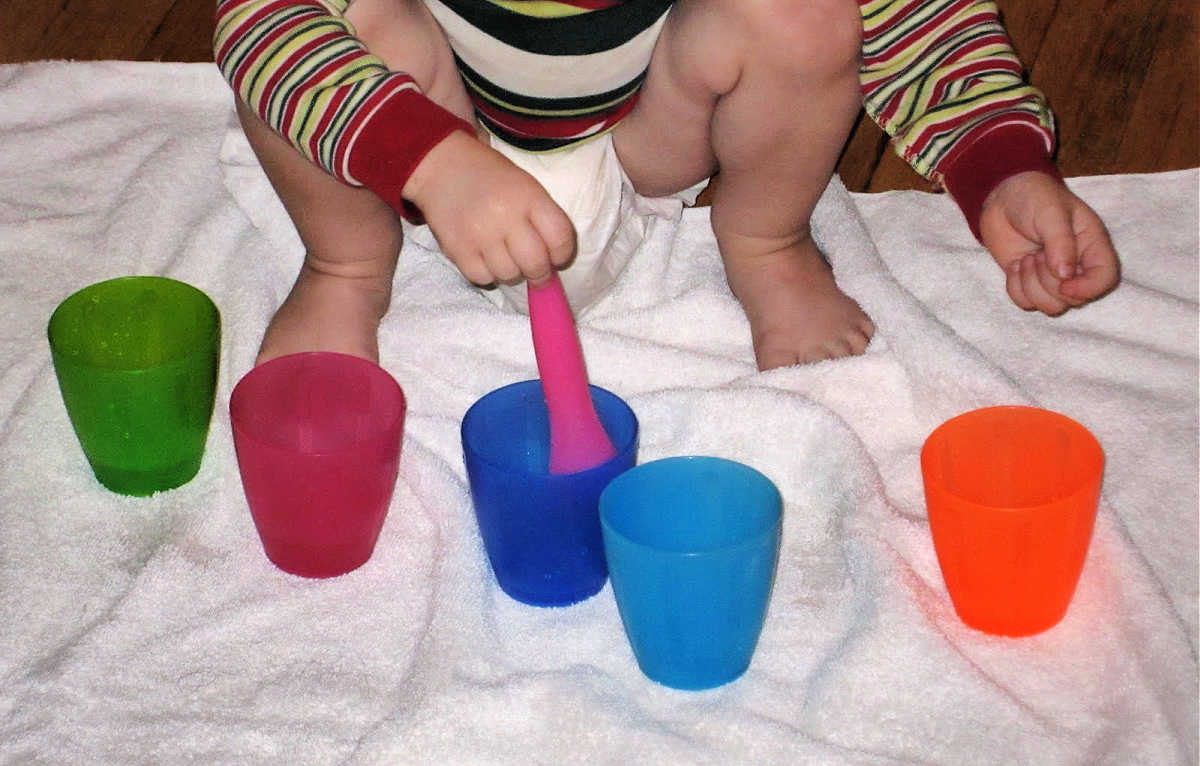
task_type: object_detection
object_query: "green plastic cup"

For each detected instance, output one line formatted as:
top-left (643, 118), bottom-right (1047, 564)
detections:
top-left (47, 276), bottom-right (221, 495)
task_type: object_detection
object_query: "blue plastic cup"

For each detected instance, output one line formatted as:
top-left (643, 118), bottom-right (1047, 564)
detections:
top-left (461, 380), bottom-right (638, 606)
top-left (600, 457), bottom-right (782, 690)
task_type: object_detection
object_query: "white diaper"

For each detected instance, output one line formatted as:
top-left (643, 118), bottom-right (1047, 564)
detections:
top-left (404, 132), bottom-right (705, 315)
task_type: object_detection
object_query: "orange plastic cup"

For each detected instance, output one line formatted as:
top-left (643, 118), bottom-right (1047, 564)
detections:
top-left (920, 406), bottom-right (1104, 637)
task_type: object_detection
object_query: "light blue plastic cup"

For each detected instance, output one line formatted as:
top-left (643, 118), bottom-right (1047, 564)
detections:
top-left (600, 456), bottom-right (782, 690)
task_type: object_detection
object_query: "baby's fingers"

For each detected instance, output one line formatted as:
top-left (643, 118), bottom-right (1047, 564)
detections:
top-left (1029, 255), bottom-right (1073, 315)
top-left (1011, 255), bottom-right (1071, 315)
top-left (1061, 260), bottom-right (1119, 302)
top-left (1005, 257), bottom-right (1036, 310)
top-left (1036, 207), bottom-right (1080, 280)
top-left (1031, 253), bottom-right (1075, 304)
top-left (452, 247), bottom-right (500, 286)
top-left (481, 243), bottom-right (521, 285)
top-left (529, 199), bottom-right (576, 269)
top-left (1060, 210), bottom-right (1120, 302)
top-left (505, 223), bottom-right (554, 285)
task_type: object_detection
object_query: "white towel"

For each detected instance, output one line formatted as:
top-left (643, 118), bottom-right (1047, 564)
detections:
top-left (0, 61), bottom-right (1195, 765)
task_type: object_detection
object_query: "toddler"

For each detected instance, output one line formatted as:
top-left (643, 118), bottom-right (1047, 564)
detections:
top-left (214, 0), bottom-right (1120, 370)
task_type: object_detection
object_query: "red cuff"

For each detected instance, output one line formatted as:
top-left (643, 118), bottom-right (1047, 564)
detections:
top-left (345, 88), bottom-right (475, 223)
top-left (942, 123), bottom-right (1063, 241)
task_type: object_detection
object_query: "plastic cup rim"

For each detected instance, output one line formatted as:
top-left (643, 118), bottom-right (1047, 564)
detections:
top-left (920, 404), bottom-right (1104, 513)
top-left (461, 379), bottom-right (638, 477)
top-left (600, 456), bottom-right (782, 557)
top-left (230, 350), bottom-right (406, 458)
top-left (47, 275), bottom-right (220, 373)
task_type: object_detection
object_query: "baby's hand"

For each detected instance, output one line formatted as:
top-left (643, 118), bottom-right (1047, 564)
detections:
top-left (979, 171), bottom-right (1120, 315)
top-left (402, 131), bottom-right (576, 286)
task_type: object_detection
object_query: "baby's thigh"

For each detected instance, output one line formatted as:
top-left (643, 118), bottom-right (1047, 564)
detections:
top-left (619, 0), bottom-right (862, 195)
top-left (615, 4), bottom-right (731, 196)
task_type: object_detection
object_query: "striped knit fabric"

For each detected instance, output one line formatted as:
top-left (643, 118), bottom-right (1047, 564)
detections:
top-left (215, 0), bottom-right (406, 183)
top-left (214, 0), bottom-right (1057, 215)
top-left (859, 0), bottom-right (1054, 184)
top-left (425, 0), bottom-right (673, 151)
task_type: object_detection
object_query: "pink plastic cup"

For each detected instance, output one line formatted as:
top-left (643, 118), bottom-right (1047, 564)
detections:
top-left (230, 352), bottom-right (406, 578)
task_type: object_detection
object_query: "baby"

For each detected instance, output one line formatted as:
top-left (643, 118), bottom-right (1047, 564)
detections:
top-left (214, 0), bottom-right (1120, 370)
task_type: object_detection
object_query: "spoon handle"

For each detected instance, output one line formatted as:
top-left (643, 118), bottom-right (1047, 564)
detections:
top-left (527, 275), bottom-right (616, 474)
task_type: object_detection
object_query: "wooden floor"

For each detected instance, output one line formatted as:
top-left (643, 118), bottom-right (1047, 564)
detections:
top-left (3, 0), bottom-right (1197, 193)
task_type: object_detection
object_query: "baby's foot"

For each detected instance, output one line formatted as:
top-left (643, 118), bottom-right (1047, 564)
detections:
top-left (257, 262), bottom-right (392, 366)
top-left (722, 235), bottom-right (874, 370)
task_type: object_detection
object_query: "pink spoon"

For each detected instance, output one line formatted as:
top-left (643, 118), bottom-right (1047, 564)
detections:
top-left (527, 273), bottom-right (617, 474)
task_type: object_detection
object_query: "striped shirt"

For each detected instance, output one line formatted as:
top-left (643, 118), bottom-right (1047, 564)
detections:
top-left (214, 0), bottom-right (1056, 219)
top-left (422, 0), bottom-right (673, 151)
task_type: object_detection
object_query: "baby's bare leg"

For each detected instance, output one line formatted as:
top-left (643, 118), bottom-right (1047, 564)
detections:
top-left (237, 100), bottom-right (402, 364)
top-left (235, 0), bottom-right (475, 364)
top-left (615, 0), bottom-right (872, 369)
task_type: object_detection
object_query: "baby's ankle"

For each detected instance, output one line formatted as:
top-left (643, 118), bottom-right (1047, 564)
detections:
top-left (257, 264), bottom-right (393, 365)
top-left (716, 235), bottom-right (873, 367)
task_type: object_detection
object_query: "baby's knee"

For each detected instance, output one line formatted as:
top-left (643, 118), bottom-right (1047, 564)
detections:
top-left (723, 0), bottom-right (863, 76)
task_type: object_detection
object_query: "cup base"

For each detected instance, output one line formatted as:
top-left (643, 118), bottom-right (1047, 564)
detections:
top-left (495, 574), bottom-right (606, 608)
top-left (259, 535), bottom-right (377, 579)
top-left (954, 602), bottom-right (1069, 638)
top-left (639, 661), bottom-right (750, 692)
top-left (90, 456), bottom-right (202, 496)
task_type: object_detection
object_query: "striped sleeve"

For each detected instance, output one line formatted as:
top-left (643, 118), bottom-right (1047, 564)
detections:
top-left (858, 0), bottom-right (1056, 183)
top-left (213, 0), bottom-right (473, 217)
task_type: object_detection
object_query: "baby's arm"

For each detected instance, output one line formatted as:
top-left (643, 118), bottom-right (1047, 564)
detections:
top-left (856, 0), bottom-right (1119, 313)
top-left (214, 0), bottom-right (471, 217)
top-left (214, 0), bottom-right (572, 285)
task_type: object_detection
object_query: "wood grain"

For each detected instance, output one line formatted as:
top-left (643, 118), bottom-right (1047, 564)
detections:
top-left (3, 0), bottom-right (1196, 192)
